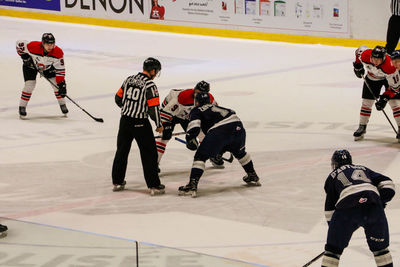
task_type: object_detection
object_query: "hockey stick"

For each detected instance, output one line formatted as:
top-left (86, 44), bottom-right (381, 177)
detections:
top-left (36, 68), bottom-right (104, 123)
top-left (154, 131), bottom-right (185, 139)
top-left (363, 76), bottom-right (397, 134)
top-left (174, 137), bottom-right (234, 162)
top-left (301, 251), bottom-right (324, 267)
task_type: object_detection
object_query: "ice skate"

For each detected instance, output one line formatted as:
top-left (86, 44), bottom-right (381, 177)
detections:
top-left (210, 155), bottom-right (225, 169)
top-left (0, 224), bottom-right (8, 238)
top-left (19, 106), bottom-right (27, 119)
top-left (112, 181), bottom-right (126, 192)
top-left (150, 184), bottom-right (165, 196)
top-left (353, 124), bottom-right (367, 141)
top-left (243, 172), bottom-right (261, 186)
top-left (178, 178), bottom-right (199, 198)
top-left (60, 104), bottom-right (68, 116)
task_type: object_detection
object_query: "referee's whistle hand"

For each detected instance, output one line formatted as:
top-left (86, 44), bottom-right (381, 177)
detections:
top-left (156, 126), bottom-right (164, 133)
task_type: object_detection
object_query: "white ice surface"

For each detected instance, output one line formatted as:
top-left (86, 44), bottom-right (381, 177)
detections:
top-left (0, 17), bottom-right (399, 267)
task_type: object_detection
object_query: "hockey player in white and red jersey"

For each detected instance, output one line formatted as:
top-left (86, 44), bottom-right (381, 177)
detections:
top-left (156, 81), bottom-right (222, 170)
top-left (16, 33), bottom-right (68, 118)
top-left (352, 45), bottom-right (400, 141)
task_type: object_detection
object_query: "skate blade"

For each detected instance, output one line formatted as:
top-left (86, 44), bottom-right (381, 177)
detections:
top-left (150, 189), bottom-right (165, 196)
top-left (112, 186), bottom-right (125, 192)
top-left (19, 115), bottom-right (27, 120)
top-left (211, 164), bottom-right (225, 169)
top-left (178, 190), bottom-right (197, 197)
top-left (354, 135), bottom-right (364, 141)
top-left (245, 181), bottom-right (261, 187)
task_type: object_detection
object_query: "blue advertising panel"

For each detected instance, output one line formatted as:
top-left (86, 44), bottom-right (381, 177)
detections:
top-left (0, 0), bottom-right (60, 11)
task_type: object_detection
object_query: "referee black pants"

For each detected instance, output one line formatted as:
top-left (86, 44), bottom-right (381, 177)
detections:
top-left (112, 116), bottom-right (161, 188)
top-left (386, 14), bottom-right (400, 54)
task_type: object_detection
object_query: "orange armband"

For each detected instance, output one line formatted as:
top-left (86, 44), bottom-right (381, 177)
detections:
top-left (147, 97), bottom-right (160, 107)
top-left (116, 88), bottom-right (123, 97)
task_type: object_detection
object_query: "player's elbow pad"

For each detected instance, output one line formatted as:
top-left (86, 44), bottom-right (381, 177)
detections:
top-left (380, 188), bottom-right (395, 204)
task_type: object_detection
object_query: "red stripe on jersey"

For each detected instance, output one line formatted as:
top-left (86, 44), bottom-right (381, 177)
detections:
top-left (361, 106), bottom-right (372, 110)
top-left (156, 141), bottom-right (166, 147)
top-left (360, 112), bottom-right (371, 116)
top-left (21, 97), bottom-right (30, 101)
top-left (160, 112), bottom-right (172, 121)
top-left (22, 91), bottom-right (32, 95)
top-left (157, 149), bottom-right (164, 153)
top-left (392, 107), bottom-right (400, 111)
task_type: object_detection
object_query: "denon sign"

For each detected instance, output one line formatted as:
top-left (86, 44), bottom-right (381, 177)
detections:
top-left (65, 0), bottom-right (144, 14)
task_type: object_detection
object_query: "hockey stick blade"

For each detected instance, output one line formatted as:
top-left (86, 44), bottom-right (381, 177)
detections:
top-left (301, 251), bottom-right (324, 267)
top-left (36, 67), bottom-right (104, 123)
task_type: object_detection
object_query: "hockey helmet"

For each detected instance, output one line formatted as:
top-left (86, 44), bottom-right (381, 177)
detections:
top-left (194, 80), bottom-right (210, 93)
top-left (42, 33), bottom-right (55, 44)
top-left (195, 92), bottom-right (211, 106)
top-left (331, 149), bottom-right (352, 169)
top-left (371, 45), bottom-right (386, 59)
top-left (143, 57), bottom-right (161, 73)
top-left (390, 50), bottom-right (400, 60)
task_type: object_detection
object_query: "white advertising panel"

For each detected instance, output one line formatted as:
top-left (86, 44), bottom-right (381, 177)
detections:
top-left (147, 0), bottom-right (349, 34)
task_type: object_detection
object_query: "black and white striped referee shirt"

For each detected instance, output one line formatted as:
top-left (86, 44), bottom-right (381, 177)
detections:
top-left (391, 0), bottom-right (400, 16)
top-left (115, 72), bottom-right (162, 127)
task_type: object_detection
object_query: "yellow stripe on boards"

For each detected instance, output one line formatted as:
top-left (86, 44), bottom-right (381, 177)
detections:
top-left (0, 8), bottom-right (390, 48)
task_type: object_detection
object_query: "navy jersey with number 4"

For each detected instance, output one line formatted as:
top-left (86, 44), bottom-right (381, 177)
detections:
top-left (324, 164), bottom-right (395, 223)
top-left (186, 104), bottom-right (239, 139)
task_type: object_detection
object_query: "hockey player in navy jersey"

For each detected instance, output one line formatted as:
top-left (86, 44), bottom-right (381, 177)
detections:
top-left (352, 45), bottom-right (400, 141)
top-left (178, 92), bottom-right (260, 197)
top-left (16, 33), bottom-right (68, 118)
top-left (321, 150), bottom-right (395, 267)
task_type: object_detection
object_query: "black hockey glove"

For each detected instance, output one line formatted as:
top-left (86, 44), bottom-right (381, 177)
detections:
top-left (186, 138), bottom-right (198, 151)
top-left (353, 62), bottom-right (365, 79)
top-left (43, 66), bottom-right (55, 78)
top-left (162, 122), bottom-right (173, 140)
top-left (57, 81), bottom-right (67, 98)
top-left (375, 94), bottom-right (389, 110)
top-left (21, 54), bottom-right (35, 69)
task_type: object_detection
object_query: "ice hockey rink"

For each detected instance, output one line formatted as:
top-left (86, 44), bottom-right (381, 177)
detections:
top-left (0, 16), bottom-right (399, 267)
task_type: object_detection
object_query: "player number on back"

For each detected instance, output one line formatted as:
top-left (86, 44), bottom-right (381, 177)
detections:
top-left (351, 170), bottom-right (371, 183)
top-left (211, 106), bottom-right (229, 117)
top-left (126, 87), bottom-right (140, 100)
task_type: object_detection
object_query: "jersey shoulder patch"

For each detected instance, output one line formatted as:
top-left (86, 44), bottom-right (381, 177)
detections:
top-left (48, 46), bottom-right (64, 59)
top-left (178, 89), bottom-right (195, 106)
top-left (380, 56), bottom-right (396, 74)
top-left (360, 49), bottom-right (372, 64)
top-left (27, 41), bottom-right (43, 55)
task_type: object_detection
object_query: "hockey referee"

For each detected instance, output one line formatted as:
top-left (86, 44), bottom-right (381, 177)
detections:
top-left (386, 0), bottom-right (400, 54)
top-left (112, 57), bottom-right (165, 195)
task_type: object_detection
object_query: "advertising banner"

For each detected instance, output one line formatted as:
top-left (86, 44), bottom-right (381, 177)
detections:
top-left (148, 0), bottom-right (349, 34)
top-left (0, 0), bottom-right (61, 11)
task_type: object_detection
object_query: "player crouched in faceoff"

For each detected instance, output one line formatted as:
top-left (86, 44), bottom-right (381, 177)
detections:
top-left (322, 150), bottom-right (395, 267)
top-left (16, 33), bottom-right (68, 118)
top-left (178, 92), bottom-right (260, 197)
top-left (156, 81), bottom-right (224, 170)
top-left (352, 45), bottom-right (400, 141)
